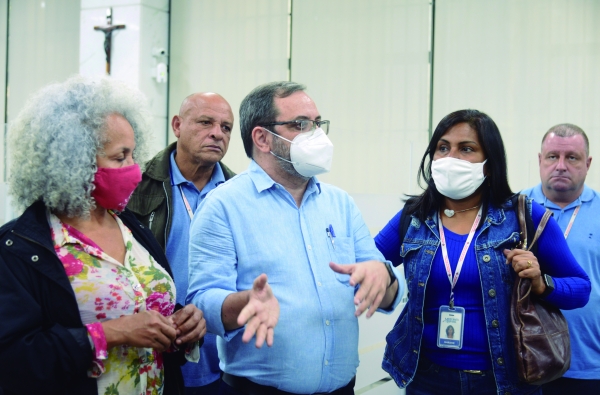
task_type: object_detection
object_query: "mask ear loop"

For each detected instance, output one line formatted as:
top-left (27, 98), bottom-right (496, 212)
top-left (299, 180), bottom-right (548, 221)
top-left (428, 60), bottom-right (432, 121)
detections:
top-left (263, 127), bottom-right (294, 144)
top-left (263, 127), bottom-right (298, 165)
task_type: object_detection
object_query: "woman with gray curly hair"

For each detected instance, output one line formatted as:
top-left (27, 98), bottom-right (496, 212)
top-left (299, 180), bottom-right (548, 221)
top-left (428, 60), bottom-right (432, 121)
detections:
top-left (0, 76), bottom-right (206, 395)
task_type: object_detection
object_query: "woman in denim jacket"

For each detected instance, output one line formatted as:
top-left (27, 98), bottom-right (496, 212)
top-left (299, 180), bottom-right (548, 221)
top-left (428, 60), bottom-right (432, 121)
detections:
top-left (375, 109), bottom-right (590, 395)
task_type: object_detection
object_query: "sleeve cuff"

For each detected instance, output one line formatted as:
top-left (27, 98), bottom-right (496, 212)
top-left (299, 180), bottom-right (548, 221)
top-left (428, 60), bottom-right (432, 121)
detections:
top-left (85, 322), bottom-right (108, 378)
top-left (377, 263), bottom-right (405, 314)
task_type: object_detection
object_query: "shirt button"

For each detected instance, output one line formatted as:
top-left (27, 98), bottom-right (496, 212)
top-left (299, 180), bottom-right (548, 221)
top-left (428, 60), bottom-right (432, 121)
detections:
top-left (307, 245), bottom-right (312, 250)
top-left (325, 360), bottom-right (329, 366)
top-left (326, 320), bottom-right (330, 326)
top-left (497, 358), bottom-right (504, 365)
top-left (5, 239), bottom-right (13, 246)
top-left (491, 320), bottom-right (499, 328)
top-left (317, 282), bottom-right (322, 287)
top-left (418, 282), bottom-right (425, 287)
top-left (483, 255), bottom-right (491, 262)
top-left (488, 289), bottom-right (496, 297)
top-left (31, 255), bottom-right (39, 262)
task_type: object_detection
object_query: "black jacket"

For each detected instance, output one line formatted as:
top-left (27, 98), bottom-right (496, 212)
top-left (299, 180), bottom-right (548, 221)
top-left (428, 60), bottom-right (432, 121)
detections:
top-left (0, 201), bottom-right (186, 395)
top-left (128, 142), bottom-right (236, 250)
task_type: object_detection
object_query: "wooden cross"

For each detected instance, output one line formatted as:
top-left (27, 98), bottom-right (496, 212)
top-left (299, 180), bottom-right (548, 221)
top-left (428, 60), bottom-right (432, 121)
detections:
top-left (94, 8), bottom-right (126, 75)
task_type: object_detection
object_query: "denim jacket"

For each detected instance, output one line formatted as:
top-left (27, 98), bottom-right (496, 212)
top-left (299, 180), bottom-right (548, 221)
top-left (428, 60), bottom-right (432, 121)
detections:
top-left (382, 198), bottom-right (538, 395)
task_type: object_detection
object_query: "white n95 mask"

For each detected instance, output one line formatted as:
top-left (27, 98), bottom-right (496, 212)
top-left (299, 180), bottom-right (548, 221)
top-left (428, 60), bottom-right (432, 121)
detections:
top-left (267, 128), bottom-right (334, 177)
top-left (431, 157), bottom-right (487, 200)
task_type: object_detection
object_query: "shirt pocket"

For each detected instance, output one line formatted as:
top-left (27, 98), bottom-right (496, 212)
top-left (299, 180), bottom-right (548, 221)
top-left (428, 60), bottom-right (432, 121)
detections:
top-left (479, 231), bottom-right (521, 282)
top-left (399, 242), bottom-right (428, 281)
top-left (327, 236), bottom-right (356, 286)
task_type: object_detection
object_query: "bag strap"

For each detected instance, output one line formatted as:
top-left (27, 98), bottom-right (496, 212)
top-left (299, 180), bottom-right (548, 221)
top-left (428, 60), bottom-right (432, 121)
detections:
top-left (516, 194), bottom-right (552, 252)
top-left (517, 194), bottom-right (528, 249)
top-left (527, 210), bottom-right (552, 252)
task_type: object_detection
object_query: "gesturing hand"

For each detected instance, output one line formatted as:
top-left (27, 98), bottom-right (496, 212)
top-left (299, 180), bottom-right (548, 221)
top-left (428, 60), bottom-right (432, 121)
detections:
top-left (170, 304), bottom-right (206, 346)
top-left (329, 260), bottom-right (391, 318)
top-left (237, 274), bottom-right (279, 348)
top-left (103, 310), bottom-right (177, 352)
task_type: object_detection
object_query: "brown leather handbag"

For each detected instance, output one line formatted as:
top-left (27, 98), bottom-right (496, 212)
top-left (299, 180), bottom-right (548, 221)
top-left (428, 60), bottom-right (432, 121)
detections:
top-left (510, 194), bottom-right (571, 385)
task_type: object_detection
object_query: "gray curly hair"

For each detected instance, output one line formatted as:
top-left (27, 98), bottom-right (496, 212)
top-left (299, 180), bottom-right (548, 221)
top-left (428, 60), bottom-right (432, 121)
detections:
top-left (8, 75), bottom-right (151, 217)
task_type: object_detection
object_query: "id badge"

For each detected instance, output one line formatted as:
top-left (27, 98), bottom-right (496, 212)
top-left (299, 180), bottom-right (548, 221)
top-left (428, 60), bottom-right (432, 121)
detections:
top-left (437, 305), bottom-right (465, 349)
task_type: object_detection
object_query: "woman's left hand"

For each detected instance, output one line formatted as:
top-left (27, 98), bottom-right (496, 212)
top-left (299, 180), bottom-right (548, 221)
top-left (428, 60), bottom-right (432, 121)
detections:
top-left (503, 249), bottom-right (545, 295)
top-left (170, 304), bottom-right (207, 346)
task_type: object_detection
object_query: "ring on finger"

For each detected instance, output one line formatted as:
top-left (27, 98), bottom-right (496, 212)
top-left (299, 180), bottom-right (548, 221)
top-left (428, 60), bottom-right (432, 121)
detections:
top-left (527, 260), bottom-right (532, 269)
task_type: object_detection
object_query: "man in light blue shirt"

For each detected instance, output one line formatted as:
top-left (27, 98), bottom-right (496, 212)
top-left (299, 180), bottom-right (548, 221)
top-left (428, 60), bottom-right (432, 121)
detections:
top-left (129, 92), bottom-right (236, 394)
top-left (522, 123), bottom-right (600, 394)
top-left (187, 81), bottom-right (403, 395)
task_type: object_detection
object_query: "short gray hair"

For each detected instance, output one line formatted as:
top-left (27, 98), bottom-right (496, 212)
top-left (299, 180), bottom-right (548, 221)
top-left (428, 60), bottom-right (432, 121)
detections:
top-left (542, 123), bottom-right (589, 156)
top-left (239, 81), bottom-right (306, 158)
top-left (8, 75), bottom-right (151, 217)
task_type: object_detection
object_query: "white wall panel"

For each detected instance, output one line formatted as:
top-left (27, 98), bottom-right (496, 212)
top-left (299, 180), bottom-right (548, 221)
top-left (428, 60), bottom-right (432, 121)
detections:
top-left (433, 0), bottom-right (600, 192)
top-left (292, 2), bottom-right (430, 393)
top-left (169, 0), bottom-right (290, 173)
top-left (6, 0), bottom-right (80, 123)
top-left (291, 0), bottom-right (431, 198)
top-left (0, 0), bottom-right (7, 184)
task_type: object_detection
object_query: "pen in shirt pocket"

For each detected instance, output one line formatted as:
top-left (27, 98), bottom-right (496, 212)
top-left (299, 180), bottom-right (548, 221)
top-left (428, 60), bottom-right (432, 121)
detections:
top-left (326, 224), bottom-right (336, 249)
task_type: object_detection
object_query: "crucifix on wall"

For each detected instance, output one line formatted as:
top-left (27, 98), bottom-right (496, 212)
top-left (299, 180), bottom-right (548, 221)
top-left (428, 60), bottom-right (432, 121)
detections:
top-left (94, 8), bottom-right (125, 75)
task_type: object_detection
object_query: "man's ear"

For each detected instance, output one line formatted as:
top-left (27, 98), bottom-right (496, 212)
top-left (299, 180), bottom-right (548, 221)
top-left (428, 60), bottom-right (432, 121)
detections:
top-left (538, 152), bottom-right (542, 166)
top-left (252, 127), bottom-right (272, 154)
top-left (172, 115), bottom-right (182, 139)
top-left (586, 155), bottom-right (592, 170)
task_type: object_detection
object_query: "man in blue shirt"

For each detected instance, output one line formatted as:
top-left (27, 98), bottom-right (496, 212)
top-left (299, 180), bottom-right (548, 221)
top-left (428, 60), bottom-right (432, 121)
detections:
top-left (522, 123), bottom-right (600, 394)
top-left (187, 81), bottom-right (404, 395)
top-left (128, 92), bottom-right (236, 394)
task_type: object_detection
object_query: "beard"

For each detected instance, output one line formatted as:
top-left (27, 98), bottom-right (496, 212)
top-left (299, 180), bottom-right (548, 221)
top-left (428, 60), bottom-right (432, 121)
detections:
top-left (271, 136), bottom-right (309, 181)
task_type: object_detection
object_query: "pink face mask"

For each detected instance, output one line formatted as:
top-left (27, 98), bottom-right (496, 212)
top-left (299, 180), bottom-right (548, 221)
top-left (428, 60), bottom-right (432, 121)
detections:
top-left (91, 164), bottom-right (142, 211)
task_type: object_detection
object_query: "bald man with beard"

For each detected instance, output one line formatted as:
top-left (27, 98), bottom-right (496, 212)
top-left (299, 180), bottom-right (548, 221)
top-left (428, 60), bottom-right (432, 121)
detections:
top-left (128, 93), bottom-right (236, 394)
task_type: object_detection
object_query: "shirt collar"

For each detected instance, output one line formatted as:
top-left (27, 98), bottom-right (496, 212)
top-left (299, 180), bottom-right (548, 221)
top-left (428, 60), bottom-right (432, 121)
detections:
top-left (535, 183), bottom-right (593, 209)
top-left (247, 160), bottom-right (322, 195)
top-left (169, 150), bottom-right (226, 190)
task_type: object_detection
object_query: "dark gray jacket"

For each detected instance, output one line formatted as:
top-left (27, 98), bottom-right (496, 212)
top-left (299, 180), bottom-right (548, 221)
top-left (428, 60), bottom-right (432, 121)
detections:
top-left (128, 142), bottom-right (236, 250)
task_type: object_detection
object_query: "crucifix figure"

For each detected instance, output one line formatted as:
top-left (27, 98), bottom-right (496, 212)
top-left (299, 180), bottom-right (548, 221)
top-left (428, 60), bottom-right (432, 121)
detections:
top-left (94, 8), bottom-right (126, 75)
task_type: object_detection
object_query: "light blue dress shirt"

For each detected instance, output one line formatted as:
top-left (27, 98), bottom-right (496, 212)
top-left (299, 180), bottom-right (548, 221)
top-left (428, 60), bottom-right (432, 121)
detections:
top-left (187, 160), bottom-right (403, 393)
top-left (166, 150), bottom-right (225, 387)
top-left (522, 184), bottom-right (600, 379)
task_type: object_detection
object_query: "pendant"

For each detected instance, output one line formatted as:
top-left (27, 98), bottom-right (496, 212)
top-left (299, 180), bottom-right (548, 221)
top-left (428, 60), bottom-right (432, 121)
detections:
top-left (444, 209), bottom-right (455, 218)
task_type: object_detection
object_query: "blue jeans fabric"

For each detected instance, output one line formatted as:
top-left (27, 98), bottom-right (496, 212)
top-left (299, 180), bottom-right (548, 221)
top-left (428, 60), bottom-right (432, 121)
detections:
top-left (407, 356), bottom-right (541, 395)
top-left (383, 199), bottom-right (544, 395)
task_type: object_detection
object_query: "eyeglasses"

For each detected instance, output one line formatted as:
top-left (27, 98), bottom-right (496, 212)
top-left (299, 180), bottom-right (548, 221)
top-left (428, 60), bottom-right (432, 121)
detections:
top-left (261, 119), bottom-right (330, 135)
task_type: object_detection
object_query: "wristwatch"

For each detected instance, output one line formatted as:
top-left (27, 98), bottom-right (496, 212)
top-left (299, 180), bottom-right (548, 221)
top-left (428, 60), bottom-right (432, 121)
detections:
top-left (540, 274), bottom-right (555, 298)
top-left (383, 261), bottom-right (397, 289)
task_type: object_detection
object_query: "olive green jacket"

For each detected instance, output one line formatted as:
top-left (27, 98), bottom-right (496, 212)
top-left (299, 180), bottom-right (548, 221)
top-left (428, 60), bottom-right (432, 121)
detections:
top-left (127, 142), bottom-right (236, 250)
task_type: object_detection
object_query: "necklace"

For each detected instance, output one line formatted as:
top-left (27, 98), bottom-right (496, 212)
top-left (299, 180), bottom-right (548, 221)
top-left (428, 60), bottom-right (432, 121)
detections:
top-left (443, 205), bottom-right (480, 218)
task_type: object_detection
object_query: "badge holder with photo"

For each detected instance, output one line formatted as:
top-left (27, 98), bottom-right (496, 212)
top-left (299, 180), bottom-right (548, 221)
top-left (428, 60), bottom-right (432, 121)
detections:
top-left (437, 305), bottom-right (465, 349)
top-left (435, 207), bottom-right (482, 351)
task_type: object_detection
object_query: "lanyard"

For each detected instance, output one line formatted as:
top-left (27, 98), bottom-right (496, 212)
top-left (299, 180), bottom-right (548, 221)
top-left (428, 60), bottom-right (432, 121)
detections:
top-left (438, 206), bottom-right (483, 308)
top-left (178, 185), bottom-right (194, 221)
top-left (563, 205), bottom-right (581, 239)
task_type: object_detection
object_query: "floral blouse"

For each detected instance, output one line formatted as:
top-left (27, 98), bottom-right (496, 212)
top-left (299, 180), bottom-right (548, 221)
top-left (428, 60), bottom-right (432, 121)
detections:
top-left (49, 211), bottom-right (176, 395)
